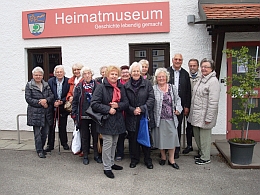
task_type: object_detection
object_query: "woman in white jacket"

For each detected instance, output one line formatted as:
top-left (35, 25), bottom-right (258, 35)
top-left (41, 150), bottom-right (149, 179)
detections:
top-left (188, 58), bottom-right (220, 165)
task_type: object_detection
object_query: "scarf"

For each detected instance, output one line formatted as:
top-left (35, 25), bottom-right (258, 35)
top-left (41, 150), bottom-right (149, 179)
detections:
top-left (83, 80), bottom-right (94, 103)
top-left (107, 79), bottom-right (121, 102)
top-left (131, 77), bottom-right (142, 93)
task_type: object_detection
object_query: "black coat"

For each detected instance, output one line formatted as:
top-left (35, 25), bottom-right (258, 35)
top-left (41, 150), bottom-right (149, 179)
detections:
top-left (71, 80), bottom-right (97, 128)
top-left (91, 78), bottom-right (129, 135)
top-left (124, 77), bottom-right (155, 132)
top-left (167, 67), bottom-right (191, 109)
top-left (25, 79), bottom-right (54, 127)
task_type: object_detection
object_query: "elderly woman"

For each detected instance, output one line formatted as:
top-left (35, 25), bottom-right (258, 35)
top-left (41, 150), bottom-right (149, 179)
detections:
top-left (125, 62), bottom-right (155, 169)
top-left (25, 67), bottom-right (54, 158)
top-left (71, 67), bottom-right (102, 165)
top-left (139, 59), bottom-right (153, 83)
top-left (115, 65), bottom-right (130, 161)
top-left (45, 65), bottom-right (70, 152)
top-left (95, 66), bottom-right (107, 84)
top-left (188, 58), bottom-right (220, 165)
top-left (91, 65), bottom-right (129, 179)
top-left (152, 68), bottom-right (182, 169)
top-left (66, 63), bottom-right (84, 103)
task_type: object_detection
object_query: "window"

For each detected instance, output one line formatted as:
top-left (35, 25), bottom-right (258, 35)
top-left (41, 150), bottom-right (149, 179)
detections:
top-left (129, 43), bottom-right (170, 75)
top-left (27, 48), bottom-right (62, 81)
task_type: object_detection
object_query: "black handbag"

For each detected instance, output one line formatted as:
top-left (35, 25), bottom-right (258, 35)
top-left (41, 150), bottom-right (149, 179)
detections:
top-left (85, 106), bottom-right (109, 126)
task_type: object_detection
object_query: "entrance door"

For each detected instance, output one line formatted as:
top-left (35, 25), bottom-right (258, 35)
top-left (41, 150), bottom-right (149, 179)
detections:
top-left (226, 42), bottom-right (260, 141)
top-left (129, 43), bottom-right (170, 75)
top-left (27, 48), bottom-right (62, 81)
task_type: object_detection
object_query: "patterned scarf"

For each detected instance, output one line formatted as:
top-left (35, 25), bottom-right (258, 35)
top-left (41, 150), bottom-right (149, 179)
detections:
top-left (83, 80), bottom-right (94, 103)
top-left (107, 79), bottom-right (121, 102)
top-left (131, 77), bottom-right (142, 94)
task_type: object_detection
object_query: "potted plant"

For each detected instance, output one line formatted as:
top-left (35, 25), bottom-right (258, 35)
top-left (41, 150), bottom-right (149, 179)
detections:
top-left (224, 46), bottom-right (260, 165)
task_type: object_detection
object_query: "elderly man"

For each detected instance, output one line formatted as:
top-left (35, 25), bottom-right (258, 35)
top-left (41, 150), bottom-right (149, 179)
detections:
top-left (182, 59), bottom-right (202, 154)
top-left (167, 54), bottom-right (191, 159)
top-left (45, 65), bottom-right (70, 152)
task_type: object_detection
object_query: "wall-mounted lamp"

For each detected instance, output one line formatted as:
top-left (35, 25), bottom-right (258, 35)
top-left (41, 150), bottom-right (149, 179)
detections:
top-left (187, 15), bottom-right (195, 24)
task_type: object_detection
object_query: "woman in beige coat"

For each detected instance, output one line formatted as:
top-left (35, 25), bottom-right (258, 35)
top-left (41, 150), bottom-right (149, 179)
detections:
top-left (188, 58), bottom-right (220, 165)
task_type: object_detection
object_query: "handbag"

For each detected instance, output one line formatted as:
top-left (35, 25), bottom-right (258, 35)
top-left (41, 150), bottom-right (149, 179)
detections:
top-left (85, 106), bottom-right (109, 126)
top-left (137, 109), bottom-right (151, 147)
top-left (71, 127), bottom-right (81, 154)
top-left (64, 101), bottom-right (72, 113)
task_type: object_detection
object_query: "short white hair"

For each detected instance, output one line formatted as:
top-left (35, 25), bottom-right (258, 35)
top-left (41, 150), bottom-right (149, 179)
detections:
top-left (153, 68), bottom-right (170, 84)
top-left (129, 62), bottom-right (142, 74)
top-left (32, 66), bottom-right (44, 75)
top-left (139, 59), bottom-right (149, 67)
top-left (81, 67), bottom-right (94, 76)
top-left (53, 65), bottom-right (65, 75)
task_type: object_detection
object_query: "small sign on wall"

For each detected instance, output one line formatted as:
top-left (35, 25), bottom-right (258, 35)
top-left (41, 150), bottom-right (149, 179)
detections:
top-left (22, 2), bottom-right (170, 39)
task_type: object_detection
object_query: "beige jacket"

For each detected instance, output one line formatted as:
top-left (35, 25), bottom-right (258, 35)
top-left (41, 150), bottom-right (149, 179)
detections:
top-left (189, 71), bottom-right (202, 91)
top-left (187, 71), bottom-right (220, 129)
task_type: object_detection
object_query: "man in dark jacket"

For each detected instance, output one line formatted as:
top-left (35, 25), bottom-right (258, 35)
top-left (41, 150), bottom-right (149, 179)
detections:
top-left (167, 54), bottom-right (191, 159)
top-left (45, 65), bottom-right (70, 152)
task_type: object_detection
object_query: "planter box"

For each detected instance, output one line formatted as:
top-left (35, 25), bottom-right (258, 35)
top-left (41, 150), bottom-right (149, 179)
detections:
top-left (228, 140), bottom-right (257, 165)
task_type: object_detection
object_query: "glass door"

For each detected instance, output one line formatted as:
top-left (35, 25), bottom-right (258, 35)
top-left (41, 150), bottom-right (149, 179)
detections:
top-left (226, 42), bottom-right (260, 141)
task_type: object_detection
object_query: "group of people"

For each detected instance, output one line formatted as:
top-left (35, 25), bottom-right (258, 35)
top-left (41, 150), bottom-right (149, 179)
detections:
top-left (25, 53), bottom-right (220, 179)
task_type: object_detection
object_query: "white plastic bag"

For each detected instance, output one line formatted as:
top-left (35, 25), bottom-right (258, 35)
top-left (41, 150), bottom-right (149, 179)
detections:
top-left (71, 127), bottom-right (81, 154)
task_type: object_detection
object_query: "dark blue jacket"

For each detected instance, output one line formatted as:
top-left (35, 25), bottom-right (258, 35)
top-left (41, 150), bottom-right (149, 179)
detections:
top-left (48, 76), bottom-right (70, 115)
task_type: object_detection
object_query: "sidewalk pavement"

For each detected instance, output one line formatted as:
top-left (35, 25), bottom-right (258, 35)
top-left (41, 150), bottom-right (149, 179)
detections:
top-left (0, 130), bottom-right (259, 169)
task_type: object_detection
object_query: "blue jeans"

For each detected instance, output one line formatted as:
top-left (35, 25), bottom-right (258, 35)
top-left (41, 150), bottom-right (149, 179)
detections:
top-left (33, 122), bottom-right (49, 153)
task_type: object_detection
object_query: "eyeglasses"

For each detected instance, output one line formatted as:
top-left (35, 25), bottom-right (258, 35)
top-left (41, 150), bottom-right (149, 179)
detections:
top-left (201, 66), bottom-right (211, 69)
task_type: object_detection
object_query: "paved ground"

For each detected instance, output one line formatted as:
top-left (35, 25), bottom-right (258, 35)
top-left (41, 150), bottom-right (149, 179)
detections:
top-left (1, 130), bottom-right (260, 195)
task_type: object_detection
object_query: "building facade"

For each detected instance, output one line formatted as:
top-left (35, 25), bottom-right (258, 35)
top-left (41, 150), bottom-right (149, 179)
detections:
top-left (0, 0), bottom-right (259, 138)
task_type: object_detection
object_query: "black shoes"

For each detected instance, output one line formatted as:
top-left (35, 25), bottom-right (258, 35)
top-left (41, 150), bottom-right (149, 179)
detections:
top-left (63, 144), bottom-right (69, 150)
top-left (104, 170), bottom-right (114, 179)
top-left (174, 153), bottom-right (179, 159)
top-left (38, 152), bottom-right (46, 158)
top-left (83, 157), bottom-right (89, 165)
top-left (159, 159), bottom-right (166, 166)
top-left (194, 155), bottom-right (201, 160)
top-left (111, 164), bottom-right (123, 170)
top-left (94, 156), bottom-right (102, 163)
top-left (195, 159), bottom-right (211, 165)
top-left (130, 162), bottom-right (137, 168)
top-left (182, 146), bottom-right (193, 154)
top-left (168, 160), bottom-right (179, 169)
top-left (44, 145), bottom-right (54, 152)
top-left (145, 162), bottom-right (153, 169)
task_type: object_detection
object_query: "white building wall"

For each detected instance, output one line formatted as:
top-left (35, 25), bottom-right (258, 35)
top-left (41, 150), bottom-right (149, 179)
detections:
top-left (0, 0), bottom-right (258, 134)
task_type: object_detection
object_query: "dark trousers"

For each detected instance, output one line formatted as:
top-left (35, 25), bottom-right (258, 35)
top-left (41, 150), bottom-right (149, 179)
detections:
top-left (186, 121), bottom-right (193, 147)
top-left (175, 113), bottom-right (193, 154)
top-left (47, 110), bottom-right (68, 148)
top-left (80, 119), bottom-right (98, 157)
top-left (175, 112), bottom-right (184, 154)
top-left (33, 121), bottom-right (49, 153)
top-left (128, 119), bottom-right (152, 164)
top-left (116, 132), bottom-right (126, 158)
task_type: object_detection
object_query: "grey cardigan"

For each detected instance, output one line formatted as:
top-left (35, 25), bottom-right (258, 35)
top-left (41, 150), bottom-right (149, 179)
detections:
top-left (153, 84), bottom-right (182, 128)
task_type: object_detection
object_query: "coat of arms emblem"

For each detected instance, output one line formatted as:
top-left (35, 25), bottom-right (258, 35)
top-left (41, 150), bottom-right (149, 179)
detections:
top-left (27, 12), bottom-right (46, 36)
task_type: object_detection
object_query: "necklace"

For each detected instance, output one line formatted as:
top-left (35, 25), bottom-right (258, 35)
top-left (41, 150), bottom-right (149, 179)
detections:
top-left (159, 84), bottom-right (168, 92)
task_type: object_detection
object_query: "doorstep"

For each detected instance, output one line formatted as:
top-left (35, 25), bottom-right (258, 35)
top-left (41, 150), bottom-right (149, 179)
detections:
top-left (214, 139), bottom-right (260, 169)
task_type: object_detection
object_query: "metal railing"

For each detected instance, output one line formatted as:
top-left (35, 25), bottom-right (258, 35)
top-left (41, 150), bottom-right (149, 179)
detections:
top-left (16, 114), bottom-right (27, 144)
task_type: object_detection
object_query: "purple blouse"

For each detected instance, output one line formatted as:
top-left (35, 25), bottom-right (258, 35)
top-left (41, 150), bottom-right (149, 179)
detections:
top-left (160, 86), bottom-right (173, 120)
